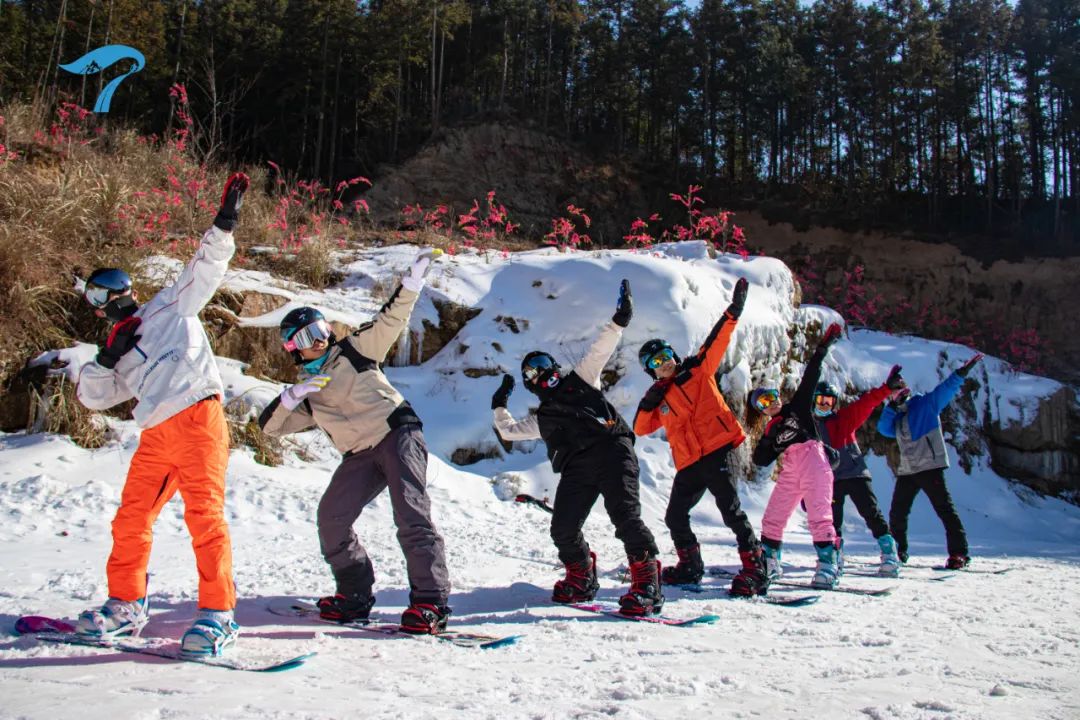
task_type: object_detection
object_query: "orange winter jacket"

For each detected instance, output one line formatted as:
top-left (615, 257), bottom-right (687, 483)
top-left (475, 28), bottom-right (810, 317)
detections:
top-left (633, 311), bottom-right (746, 470)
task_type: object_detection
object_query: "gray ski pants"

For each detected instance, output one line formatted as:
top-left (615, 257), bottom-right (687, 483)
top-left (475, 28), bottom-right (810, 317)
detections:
top-left (317, 425), bottom-right (450, 605)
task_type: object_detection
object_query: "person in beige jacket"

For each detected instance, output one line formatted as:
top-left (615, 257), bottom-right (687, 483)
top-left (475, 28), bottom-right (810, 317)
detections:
top-left (259, 250), bottom-right (451, 634)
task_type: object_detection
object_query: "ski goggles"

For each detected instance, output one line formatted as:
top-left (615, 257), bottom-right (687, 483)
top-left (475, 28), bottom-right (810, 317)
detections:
top-left (813, 394), bottom-right (837, 413)
top-left (83, 273), bottom-right (131, 308)
top-left (644, 347), bottom-right (675, 370)
top-left (282, 319), bottom-right (333, 352)
top-left (752, 388), bottom-right (781, 411)
top-left (522, 354), bottom-right (556, 382)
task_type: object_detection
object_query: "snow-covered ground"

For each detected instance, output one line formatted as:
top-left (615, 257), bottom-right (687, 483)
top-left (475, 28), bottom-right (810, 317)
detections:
top-left (2, 243), bottom-right (1078, 719)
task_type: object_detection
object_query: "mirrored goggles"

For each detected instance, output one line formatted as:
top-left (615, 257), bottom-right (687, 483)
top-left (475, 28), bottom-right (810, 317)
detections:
top-left (645, 347), bottom-right (675, 370)
top-left (813, 394), bottom-right (837, 412)
top-left (84, 283), bottom-right (121, 309)
top-left (753, 389), bottom-right (781, 411)
top-left (282, 319), bottom-right (333, 352)
top-left (523, 354), bottom-right (555, 381)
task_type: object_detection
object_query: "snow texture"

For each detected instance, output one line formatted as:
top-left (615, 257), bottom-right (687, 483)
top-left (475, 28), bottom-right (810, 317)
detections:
top-left (2, 242), bottom-right (1078, 719)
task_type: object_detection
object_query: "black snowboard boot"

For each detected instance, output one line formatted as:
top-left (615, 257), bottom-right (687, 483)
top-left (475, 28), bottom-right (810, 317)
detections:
top-left (552, 551), bottom-right (600, 603)
top-left (619, 553), bottom-right (665, 616)
top-left (317, 593), bottom-right (375, 623)
top-left (729, 547), bottom-right (769, 597)
top-left (399, 603), bottom-right (452, 634)
top-left (660, 544), bottom-right (705, 585)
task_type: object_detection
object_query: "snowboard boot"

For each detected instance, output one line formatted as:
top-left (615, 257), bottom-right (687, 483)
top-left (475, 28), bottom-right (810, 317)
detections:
top-left (399, 603), bottom-right (452, 634)
top-left (835, 537), bottom-right (845, 576)
top-left (945, 554), bottom-right (971, 570)
top-left (761, 537), bottom-right (784, 581)
top-left (552, 551), bottom-right (600, 604)
top-left (877, 534), bottom-right (901, 577)
top-left (618, 553), bottom-right (665, 616)
top-left (317, 593), bottom-right (376, 623)
top-left (180, 609), bottom-right (239, 658)
top-left (811, 542), bottom-right (840, 589)
top-left (729, 547), bottom-right (770, 597)
top-left (660, 544), bottom-right (704, 585)
top-left (76, 597), bottom-right (149, 639)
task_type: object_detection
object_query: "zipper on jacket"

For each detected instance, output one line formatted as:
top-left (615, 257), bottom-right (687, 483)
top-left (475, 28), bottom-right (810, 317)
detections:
top-left (715, 414), bottom-right (730, 432)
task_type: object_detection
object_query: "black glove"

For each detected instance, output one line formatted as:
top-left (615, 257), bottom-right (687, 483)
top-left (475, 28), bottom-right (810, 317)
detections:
top-left (885, 364), bottom-right (905, 390)
top-left (725, 277), bottom-right (749, 319)
top-left (820, 323), bottom-right (842, 349)
top-left (96, 316), bottom-right (142, 369)
top-left (612, 279), bottom-right (633, 327)
top-left (824, 444), bottom-right (841, 468)
top-left (638, 382), bottom-right (669, 412)
top-left (214, 172), bottom-right (250, 231)
top-left (491, 373), bottom-right (515, 409)
top-left (956, 353), bottom-right (984, 378)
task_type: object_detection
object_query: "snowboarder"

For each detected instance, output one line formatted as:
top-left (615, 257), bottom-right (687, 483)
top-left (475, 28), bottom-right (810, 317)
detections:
top-left (812, 366), bottom-right (906, 577)
top-left (633, 277), bottom-right (770, 597)
top-left (750, 322), bottom-right (843, 589)
top-left (491, 280), bottom-right (664, 616)
top-left (74, 172), bottom-right (249, 657)
top-left (258, 249), bottom-right (452, 634)
top-left (877, 353), bottom-right (983, 569)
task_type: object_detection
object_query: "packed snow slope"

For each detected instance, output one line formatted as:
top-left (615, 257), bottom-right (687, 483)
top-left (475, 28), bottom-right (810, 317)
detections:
top-left (1, 242), bottom-right (1078, 719)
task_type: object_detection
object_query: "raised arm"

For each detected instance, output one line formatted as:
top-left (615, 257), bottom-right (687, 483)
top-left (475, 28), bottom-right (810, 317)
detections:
top-left (347, 250), bottom-right (436, 362)
top-left (573, 322), bottom-right (623, 389)
top-left (791, 323), bottom-right (842, 416)
top-left (695, 277), bottom-right (747, 374)
top-left (153, 174), bottom-right (248, 318)
top-left (829, 384), bottom-right (893, 439)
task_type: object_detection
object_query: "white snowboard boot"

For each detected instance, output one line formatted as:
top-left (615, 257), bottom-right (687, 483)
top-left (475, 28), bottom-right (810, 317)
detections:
top-left (180, 609), bottom-right (239, 657)
top-left (76, 597), bottom-right (148, 639)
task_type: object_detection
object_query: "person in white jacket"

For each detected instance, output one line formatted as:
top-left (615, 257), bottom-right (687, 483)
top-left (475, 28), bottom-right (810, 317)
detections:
top-left (73, 173), bottom-right (249, 658)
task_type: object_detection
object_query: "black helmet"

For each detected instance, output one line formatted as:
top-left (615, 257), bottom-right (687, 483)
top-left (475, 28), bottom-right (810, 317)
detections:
top-left (280, 306), bottom-right (336, 365)
top-left (813, 381), bottom-right (840, 417)
top-left (521, 351), bottom-right (561, 393)
top-left (638, 339), bottom-right (680, 379)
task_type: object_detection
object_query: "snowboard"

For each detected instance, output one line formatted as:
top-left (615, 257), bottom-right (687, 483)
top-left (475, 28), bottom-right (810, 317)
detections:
top-left (14, 615), bottom-right (317, 672)
top-left (707, 568), bottom-right (893, 597)
top-left (567, 602), bottom-right (720, 626)
top-left (267, 600), bottom-right (521, 649)
top-left (670, 584), bottom-right (822, 607)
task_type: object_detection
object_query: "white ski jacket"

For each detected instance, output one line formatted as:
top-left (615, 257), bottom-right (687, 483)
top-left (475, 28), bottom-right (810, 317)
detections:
top-left (76, 225), bottom-right (234, 429)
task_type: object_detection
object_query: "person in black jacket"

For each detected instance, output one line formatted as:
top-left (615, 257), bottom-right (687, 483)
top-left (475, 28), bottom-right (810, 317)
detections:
top-left (492, 280), bottom-right (662, 616)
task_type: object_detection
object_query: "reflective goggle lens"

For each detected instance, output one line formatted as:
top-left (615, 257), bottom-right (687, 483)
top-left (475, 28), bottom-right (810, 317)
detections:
top-left (282, 320), bottom-right (333, 352)
top-left (84, 284), bottom-right (114, 308)
top-left (753, 389), bottom-right (780, 411)
top-left (646, 347), bottom-right (674, 370)
top-left (523, 355), bottom-right (555, 381)
top-left (814, 394), bottom-right (836, 410)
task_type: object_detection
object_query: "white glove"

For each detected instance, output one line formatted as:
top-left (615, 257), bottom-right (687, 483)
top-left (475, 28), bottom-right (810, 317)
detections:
top-left (401, 249), bottom-right (439, 292)
top-left (280, 375), bottom-right (331, 411)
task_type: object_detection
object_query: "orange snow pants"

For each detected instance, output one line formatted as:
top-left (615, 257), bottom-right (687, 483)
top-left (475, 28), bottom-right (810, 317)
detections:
top-left (106, 397), bottom-right (235, 610)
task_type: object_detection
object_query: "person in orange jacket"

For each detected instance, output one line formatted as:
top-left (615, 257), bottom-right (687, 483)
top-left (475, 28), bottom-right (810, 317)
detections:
top-left (73, 173), bottom-right (248, 657)
top-left (633, 277), bottom-right (768, 596)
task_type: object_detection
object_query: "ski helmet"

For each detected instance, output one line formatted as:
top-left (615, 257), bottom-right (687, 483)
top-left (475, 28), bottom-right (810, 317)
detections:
top-left (280, 306), bottom-right (336, 365)
top-left (750, 387), bottom-right (781, 413)
top-left (638, 339), bottom-right (680, 379)
top-left (85, 268), bottom-right (137, 321)
top-left (813, 381), bottom-right (839, 417)
top-left (521, 351), bottom-right (561, 393)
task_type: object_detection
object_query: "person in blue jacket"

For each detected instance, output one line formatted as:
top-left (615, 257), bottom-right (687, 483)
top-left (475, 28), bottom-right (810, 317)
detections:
top-left (877, 353), bottom-right (982, 569)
